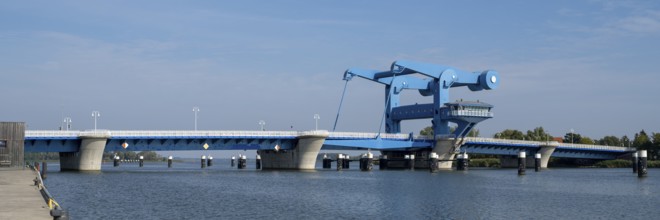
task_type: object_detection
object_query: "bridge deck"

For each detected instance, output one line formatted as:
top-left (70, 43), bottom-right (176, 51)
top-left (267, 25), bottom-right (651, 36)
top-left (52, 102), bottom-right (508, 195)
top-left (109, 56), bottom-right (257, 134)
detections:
top-left (24, 130), bottom-right (633, 159)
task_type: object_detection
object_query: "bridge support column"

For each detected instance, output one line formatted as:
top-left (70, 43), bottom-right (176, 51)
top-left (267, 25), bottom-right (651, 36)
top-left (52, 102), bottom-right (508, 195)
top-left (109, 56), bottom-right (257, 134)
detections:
top-left (258, 131), bottom-right (328, 170)
top-left (537, 144), bottom-right (558, 168)
top-left (432, 138), bottom-right (458, 170)
top-left (499, 144), bottom-right (557, 168)
top-left (59, 134), bottom-right (109, 171)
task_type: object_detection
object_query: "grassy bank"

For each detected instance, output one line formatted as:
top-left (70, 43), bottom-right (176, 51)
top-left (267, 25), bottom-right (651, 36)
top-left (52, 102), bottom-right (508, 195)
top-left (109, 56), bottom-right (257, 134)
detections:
top-left (594, 159), bottom-right (660, 168)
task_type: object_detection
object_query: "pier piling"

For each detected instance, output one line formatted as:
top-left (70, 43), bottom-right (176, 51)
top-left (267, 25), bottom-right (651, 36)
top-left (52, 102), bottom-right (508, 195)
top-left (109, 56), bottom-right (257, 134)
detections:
top-left (113, 156), bottom-right (119, 167)
top-left (322, 154), bottom-right (331, 169)
top-left (632, 152), bottom-right (639, 173)
top-left (638, 150), bottom-right (648, 178)
top-left (429, 152), bottom-right (439, 173)
top-left (518, 151), bottom-right (526, 175)
top-left (379, 155), bottom-right (388, 170)
top-left (256, 154), bottom-right (262, 170)
top-left (535, 153), bottom-right (541, 172)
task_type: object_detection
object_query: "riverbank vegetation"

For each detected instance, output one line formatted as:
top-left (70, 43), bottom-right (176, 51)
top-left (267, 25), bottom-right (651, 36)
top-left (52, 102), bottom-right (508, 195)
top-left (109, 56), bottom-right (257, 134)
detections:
top-left (594, 159), bottom-right (660, 168)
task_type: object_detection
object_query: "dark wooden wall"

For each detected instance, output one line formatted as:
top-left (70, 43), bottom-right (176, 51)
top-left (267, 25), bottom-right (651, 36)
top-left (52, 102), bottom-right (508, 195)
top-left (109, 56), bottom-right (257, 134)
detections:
top-left (0, 122), bottom-right (25, 167)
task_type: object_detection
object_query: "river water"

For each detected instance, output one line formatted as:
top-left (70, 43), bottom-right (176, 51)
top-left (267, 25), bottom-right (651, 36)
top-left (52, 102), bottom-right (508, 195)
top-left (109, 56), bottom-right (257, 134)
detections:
top-left (43, 160), bottom-right (658, 219)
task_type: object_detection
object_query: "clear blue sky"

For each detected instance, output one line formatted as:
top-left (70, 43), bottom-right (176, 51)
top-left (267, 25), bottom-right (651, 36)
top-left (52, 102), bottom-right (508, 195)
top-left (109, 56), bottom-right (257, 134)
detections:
top-left (2, 0), bottom-right (659, 142)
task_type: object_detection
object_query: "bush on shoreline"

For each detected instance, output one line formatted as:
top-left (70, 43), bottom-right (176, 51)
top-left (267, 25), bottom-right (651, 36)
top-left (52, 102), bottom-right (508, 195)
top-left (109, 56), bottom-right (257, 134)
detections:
top-left (469, 158), bottom-right (500, 168)
top-left (594, 159), bottom-right (660, 168)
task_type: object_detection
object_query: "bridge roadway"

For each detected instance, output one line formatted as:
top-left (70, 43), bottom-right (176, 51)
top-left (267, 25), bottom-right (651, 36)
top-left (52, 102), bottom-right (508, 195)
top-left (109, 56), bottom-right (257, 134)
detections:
top-left (25, 130), bottom-right (631, 160)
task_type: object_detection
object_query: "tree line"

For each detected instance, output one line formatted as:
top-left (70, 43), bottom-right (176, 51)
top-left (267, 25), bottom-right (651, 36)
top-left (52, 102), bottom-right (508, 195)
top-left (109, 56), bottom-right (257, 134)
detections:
top-left (103, 151), bottom-right (165, 161)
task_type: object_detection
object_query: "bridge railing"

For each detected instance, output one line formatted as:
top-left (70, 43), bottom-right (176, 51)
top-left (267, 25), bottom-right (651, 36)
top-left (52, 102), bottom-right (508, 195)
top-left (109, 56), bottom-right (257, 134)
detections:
top-left (108, 130), bottom-right (300, 137)
top-left (328, 132), bottom-right (411, 139)
top-left (26, 130), bottom-right (309, 138)
top-left (465, 137), bottom-right (631, 151)
top-left (558, 143), bottom-right (632, 151)
top-left (25, 130), bottom-right (80, 138)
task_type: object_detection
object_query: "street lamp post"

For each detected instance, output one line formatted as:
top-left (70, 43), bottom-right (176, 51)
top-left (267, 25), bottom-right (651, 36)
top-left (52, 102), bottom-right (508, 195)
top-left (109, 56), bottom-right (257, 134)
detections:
top-left (91, 111), bottom-right (100, 131)
top-left (570, 128), bottom-right (575, 144)
top-left (314, 114), bottom-right (320, 130)
top-left (193, 107), bottom-right (200, 131)
top-left (63, 117), bottom-right (72, 131)
top-left (259, 120), bottom-right (265, 131)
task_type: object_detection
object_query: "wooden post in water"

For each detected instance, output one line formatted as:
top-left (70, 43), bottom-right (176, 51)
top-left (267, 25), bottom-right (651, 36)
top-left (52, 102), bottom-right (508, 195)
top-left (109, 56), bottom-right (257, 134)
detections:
top-left (201, 155), bottom-right (207, 169)
top-left (168, 156), bottom-right (173, 168)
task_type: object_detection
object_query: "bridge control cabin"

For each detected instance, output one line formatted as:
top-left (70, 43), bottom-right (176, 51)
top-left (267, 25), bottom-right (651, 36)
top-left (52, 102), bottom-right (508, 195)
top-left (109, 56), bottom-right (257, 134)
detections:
top-left (442, 101), bottom-right (494, 122)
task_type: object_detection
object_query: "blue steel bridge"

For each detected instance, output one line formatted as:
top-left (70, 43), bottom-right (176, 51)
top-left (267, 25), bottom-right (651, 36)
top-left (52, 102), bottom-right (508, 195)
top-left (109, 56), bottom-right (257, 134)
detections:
top-left (19, 60), bottom-right (635, 170)
top-left (25, 130), bottom-right (631, 160)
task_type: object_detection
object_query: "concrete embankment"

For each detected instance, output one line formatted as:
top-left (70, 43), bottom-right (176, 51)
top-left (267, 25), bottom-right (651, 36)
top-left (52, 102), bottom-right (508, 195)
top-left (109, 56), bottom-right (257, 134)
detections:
top-left (0, 168), bottom-right (52, 220)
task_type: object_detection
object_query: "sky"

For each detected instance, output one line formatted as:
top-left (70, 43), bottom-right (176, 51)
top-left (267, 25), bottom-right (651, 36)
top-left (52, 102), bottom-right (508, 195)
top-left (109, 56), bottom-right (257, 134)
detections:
top-left (2, 0), bottom-right (660, 145)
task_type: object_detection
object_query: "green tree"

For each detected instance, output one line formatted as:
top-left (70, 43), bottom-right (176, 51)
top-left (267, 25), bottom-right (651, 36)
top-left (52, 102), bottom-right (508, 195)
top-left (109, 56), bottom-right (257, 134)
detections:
top-left (633, 130), bottom-right (652, 150)
top-left (420, 126), bottom-right (433, 136)
top-left (524, 127), bottom-right (552, 141)
top-left (467, 129), bottom-right (479, 137)
top-left (620, 135), bottom-right (631, 147)
top-left (563, 132), bottom-right (582, 144)
top-left (494, 129), bottom-right (525, 140)
top-left (651, 132), bottom-right (660, 160)
top-left (597, 136), bottom-right (621, 146)
top-left (579, 137), bottom-right (595, 145)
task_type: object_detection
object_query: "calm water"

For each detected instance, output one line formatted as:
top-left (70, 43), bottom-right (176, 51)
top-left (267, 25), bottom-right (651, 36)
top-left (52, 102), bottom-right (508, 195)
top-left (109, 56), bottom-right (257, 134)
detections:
top-left (43, 160), bottom-right (659, 219)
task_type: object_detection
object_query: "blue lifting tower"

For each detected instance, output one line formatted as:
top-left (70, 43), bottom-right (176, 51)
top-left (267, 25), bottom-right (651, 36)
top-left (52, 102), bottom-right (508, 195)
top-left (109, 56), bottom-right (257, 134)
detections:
top-left (341, 60), bottom-right (499, 168)
top-left (344, 60), bottom-right (499, 139)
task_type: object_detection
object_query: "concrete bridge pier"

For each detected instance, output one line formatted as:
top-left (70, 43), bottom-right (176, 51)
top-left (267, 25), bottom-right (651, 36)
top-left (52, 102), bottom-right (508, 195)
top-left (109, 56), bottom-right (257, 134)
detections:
top-left (432, 137), bottom-right (459, 170)
top-left (536, 143), bottom-right (558, 168)
top-left (258, 131), bottom-right (329, 170)
top-left (59, 133), bottom-right (109, 171)
top-left (500, 143), bottom-right (558, 168)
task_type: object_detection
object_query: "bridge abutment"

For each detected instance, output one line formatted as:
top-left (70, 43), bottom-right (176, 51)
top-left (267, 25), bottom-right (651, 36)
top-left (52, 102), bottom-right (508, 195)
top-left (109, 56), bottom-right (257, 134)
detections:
top-left (258, 131), bottom-right (328, 170)
top-left (59, 134), bottom-right (109, 171)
